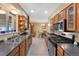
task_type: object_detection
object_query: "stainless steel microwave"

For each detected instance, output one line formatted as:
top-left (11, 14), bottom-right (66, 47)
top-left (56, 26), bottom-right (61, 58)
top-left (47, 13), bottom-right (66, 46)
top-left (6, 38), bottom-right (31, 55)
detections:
top-left (54, 19), bottom-right (66, 32)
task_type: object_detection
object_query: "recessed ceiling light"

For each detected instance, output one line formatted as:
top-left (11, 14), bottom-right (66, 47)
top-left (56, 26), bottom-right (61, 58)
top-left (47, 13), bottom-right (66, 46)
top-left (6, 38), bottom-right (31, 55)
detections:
top-left (30, 10), bottom-right (34, 13)
top-left (44, 10), bottom-right (48, 14)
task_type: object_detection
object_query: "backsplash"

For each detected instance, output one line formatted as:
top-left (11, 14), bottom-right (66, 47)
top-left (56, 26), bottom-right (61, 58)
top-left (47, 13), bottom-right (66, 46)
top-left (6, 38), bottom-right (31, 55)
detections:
top-left (74, 33), bottom-right (79, 42)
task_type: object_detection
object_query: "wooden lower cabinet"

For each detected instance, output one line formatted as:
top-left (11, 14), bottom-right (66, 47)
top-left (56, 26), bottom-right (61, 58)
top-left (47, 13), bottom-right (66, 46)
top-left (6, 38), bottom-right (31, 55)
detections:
top-left (57, 46), bottom-right (70, 56)
top-left (57, 46), bottom-right (64, 56)
top-left (26, 39), bottom-right (28, 55)
top-left (8, 36), bottom-right (32, 56)
top-left (19, 40), bottom-right (26, 56)
top-left (8, 47), bottom-right (19, 56)
top-left (64, 52), bottom-right (70, 56)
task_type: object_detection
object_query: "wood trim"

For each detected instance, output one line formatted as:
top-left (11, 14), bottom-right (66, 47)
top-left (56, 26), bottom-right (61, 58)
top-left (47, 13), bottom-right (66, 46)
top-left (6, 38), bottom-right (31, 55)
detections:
top-left (76, 3), bottom-right (79, 32)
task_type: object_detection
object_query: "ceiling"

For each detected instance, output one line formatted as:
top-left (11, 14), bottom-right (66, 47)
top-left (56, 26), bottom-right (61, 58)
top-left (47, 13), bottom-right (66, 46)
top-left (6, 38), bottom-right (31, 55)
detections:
top-left (0, 3), bottom-right (68, 23)
top-left (19, 3), bottom-right (67, 23)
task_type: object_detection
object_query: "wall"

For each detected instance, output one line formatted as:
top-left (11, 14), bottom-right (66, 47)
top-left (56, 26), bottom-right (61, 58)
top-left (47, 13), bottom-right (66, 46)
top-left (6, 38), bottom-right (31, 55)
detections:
top-left (32, 23), bottom-right (48, 38)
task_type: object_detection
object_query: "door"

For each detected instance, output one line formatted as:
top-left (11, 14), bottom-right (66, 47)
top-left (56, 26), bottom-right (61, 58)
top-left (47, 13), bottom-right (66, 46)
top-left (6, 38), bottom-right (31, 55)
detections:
top-left (66, 4), bottom-right (76, 31)
top-left (20, 40), bottom-right (26, 56)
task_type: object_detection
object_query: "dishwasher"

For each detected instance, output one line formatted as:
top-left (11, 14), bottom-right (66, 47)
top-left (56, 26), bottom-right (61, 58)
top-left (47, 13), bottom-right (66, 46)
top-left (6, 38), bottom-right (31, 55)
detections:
top-left (48, 39), bottom-right (56, 56)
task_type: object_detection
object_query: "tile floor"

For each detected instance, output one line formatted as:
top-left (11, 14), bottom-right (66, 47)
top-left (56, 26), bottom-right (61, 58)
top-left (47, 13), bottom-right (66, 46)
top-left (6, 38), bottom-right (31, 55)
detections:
top-left (27, 38), bottom-right (49, 56)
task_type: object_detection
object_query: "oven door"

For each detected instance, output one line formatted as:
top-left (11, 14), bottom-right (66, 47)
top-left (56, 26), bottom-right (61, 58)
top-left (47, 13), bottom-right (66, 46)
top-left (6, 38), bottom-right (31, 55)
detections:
top-left (48, 39), bottom-right (56, 56)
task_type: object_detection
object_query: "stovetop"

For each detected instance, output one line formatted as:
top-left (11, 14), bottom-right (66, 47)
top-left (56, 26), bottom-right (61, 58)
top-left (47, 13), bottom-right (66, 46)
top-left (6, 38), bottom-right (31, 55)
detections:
top-left (49, 34), bottom-right (74, 43)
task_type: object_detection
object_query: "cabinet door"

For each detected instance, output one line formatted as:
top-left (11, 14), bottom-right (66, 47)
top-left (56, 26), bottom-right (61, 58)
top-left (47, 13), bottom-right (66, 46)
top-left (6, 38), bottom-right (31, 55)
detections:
top-left (57, 46), bottom-right (64, 56)
top-left (55, 14), bottom-right (59, 23)
top-left (66, 4), bottom-right (76, 31)
top-left (50, 17), bottom-right (55, 31)
top-left (20, 47), bottom-right (25, 56)
top-left (8, 47), bottom-right (19, 56)
top-left (76, 3), bottom-right (79, 32)
top-left (59, 9), bottom-right (66, 20)
top-left (20, 40), bottom-right (26, 56)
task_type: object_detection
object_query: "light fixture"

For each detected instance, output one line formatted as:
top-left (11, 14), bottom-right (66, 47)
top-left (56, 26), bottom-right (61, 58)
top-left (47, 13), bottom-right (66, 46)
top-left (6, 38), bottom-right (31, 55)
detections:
top-left (11, 10), bottom-right (18, 14)
top-left (30, 10), bottom-right (34, 13)
top-left (0, 9), bottom-right (6, 14)
top-left (44, 10), bottom-right (48, 14)
top-left (48, 24), bottom-right (51, 26)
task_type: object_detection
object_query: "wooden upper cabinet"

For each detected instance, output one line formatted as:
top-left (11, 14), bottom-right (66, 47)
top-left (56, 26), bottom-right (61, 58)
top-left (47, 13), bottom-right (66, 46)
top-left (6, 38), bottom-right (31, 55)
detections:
top-left (66, 3), bottom-right (76, 32)
top-left (76, 3), bottom-right (79, 32)
top-left (50, 17), bottom-right (55, 31)
top-left (58, 9), bottom-right (66, 20)
top-left (52, 16), bottom-right (55, 24)
top-left (54, 14), bottom-right (59, 23)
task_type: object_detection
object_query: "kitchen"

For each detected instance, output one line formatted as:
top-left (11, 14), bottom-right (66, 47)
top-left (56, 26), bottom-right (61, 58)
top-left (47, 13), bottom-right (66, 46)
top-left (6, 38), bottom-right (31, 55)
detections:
top-left (0, 3), bottom-right (79, 56)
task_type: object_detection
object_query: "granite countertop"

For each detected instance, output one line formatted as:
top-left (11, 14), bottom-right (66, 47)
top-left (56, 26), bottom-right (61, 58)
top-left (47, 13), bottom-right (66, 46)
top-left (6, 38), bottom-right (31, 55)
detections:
top-left (0, 34), bottom-right (30, 56)
top-left (57, 43), bottom-right (79, 56)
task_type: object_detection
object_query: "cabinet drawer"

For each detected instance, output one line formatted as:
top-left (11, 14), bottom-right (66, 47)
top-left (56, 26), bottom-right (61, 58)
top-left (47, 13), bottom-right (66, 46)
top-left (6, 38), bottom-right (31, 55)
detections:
top-left (20, 47), bottom-right (25, 56)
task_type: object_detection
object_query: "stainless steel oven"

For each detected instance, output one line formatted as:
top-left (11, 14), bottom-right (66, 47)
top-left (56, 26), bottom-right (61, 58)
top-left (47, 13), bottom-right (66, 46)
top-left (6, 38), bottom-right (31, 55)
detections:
top-left (48, 37), bottom-right (57, 56)
top-left (48, 40), bottom-right (56, 56)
